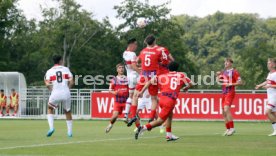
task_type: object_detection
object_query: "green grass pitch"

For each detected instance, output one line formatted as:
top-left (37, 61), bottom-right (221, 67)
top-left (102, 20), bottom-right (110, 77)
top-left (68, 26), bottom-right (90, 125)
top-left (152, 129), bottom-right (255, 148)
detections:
top-left (0, 120), bottom-right (275, 156)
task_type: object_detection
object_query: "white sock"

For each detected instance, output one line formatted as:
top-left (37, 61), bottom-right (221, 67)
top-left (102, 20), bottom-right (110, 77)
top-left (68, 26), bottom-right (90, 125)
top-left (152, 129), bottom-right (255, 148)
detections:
top-left (142, 125), bottom-right (147, 130)
top-left (230, 128), bottom-right (235, 131)
top-left (166, 132), bottom-right (172, 137)
top-left (272, 123), bottom-right (276, 131)
top-left (66, 120), bottom-right (73, 134)
top-left (47, 114), bottom-right (54, 130)
top-left (125, 98), bottom-right (132, 117)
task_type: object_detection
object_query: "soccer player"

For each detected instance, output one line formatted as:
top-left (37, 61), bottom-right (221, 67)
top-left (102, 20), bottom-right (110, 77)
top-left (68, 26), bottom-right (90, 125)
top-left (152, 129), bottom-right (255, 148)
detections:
top-left (123, 38), bottom-right (139, 122)
top-left (216, 58), bottom-right (242, 136)
top-left (255, 58), bottom-right (276, 136)
top-left (157, 46), bottom-right (174, 76)
top-left (0, 89), bottom-right (7, 116)
top-left (6, 89), bottom-right (19, 116)
top-left (147, 46), bottom-right (175, 122)
top-left (135, 62), bottom-right (193, 141)
top-left (105, 63), bottom-right (129, 133)
top-left (44, 55), bottom-right (74, 137)
top-left (127, 34), bottom-right (166, 127)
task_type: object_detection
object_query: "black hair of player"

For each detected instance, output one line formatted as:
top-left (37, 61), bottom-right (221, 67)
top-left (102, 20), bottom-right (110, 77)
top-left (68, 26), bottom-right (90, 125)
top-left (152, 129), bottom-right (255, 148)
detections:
top-left (0, 89), bottom-right (4, 92)
top-left (127, 38), bottom-right (137, 45)
top-left (53, 55), bottom-right (62, 64)
top-left (168, 62), bottom-right (179, 71)
top-left (11, 88), bottom-right (15, 91)
top-left (145, 35), bottom-right (156, 45)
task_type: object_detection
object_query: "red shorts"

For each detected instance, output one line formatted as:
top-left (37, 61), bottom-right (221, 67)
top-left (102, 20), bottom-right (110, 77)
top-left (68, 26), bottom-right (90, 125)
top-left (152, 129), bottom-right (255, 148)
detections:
top-left (135, 76), bottom-right (158, 96)
top-left (222, 93), bottom-right (235, 107)
top-left (113, 102), bottom-right (125, 115)
top-left (158, 96), bottom-right (176, 121)
top-left (157, 68), bottom-right (169, 76)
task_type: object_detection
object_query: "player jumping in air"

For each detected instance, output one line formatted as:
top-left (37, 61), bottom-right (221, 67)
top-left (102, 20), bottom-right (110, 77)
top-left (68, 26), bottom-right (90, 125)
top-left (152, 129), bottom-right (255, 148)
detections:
top-left (122, 38), bottom-right (139, 122)
top-left (127, 34), bottom-right (167, 127)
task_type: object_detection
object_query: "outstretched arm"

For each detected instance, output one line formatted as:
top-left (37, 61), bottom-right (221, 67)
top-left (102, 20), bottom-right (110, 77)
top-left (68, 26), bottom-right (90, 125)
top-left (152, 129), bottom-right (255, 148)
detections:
top-left (255, 81), bottom-right (267, 89)
top-left (136, 77), bottom-right (156, 98)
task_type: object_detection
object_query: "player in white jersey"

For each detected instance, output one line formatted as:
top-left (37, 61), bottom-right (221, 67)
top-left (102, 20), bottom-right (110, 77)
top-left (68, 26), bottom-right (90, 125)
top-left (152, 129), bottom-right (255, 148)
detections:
top-left (122, 38), bottom-right (139, 121)
top-left (256, 58), bottom-right (276, 136)
top-left (44, 55), bottom-right (74, 137)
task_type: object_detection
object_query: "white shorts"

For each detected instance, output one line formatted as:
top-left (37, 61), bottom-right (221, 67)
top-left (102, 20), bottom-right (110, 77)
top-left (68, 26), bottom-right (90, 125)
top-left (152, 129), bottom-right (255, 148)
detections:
top-left (127, 73), bottom-right (139, 93)
top-left (48, 92), bottom-right (71, 112)
top-left (138, 96), bottom-right (152, 111)
top-left (267, 99), bottom-right (276, 112)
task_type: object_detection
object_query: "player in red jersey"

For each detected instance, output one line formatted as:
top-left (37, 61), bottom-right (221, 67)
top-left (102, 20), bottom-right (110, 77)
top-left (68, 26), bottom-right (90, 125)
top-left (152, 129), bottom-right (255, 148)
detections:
top-left (216, 58), bottom-right (242, 136)
top-left (127, 34), bottom-right (166, 127)
top-left (157, 46), bottom-right (174, 75)
top-left (105, 63), bottom-right (129, 133)
top-left (151, 46), bottom-right (174, 125)
top-left (135, 62), bottom-right (193, 141)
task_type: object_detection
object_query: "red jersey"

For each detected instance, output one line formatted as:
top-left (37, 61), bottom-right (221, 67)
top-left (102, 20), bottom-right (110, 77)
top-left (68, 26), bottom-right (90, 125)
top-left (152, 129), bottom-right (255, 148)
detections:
top-left (139, 46), bottom-right (162, 76)
top-left (110, 75), bottom-right (129, 103)
top-left (157, 46), bottom-right (171, 75)
top-left (218, 68), bottom-right (241, 94)
top-left (157, 72), bottom-right (191, 99)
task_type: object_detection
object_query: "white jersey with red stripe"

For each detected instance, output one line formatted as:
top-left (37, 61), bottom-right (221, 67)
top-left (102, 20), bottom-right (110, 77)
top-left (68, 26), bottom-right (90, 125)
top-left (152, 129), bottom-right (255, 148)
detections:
top-left (266, 71), bottom-right (276, 108)
top-left (123, 51), bottom-right (139, 91)
top-left (45, 65), bottom-right (73, 94)
top-left (123, 51), bottom-right (138, 76)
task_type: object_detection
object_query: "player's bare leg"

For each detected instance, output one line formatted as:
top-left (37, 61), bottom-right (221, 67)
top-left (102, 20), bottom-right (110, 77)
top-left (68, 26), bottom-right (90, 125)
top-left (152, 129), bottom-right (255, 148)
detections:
top-left (148, 96), bottom-right (158, 122)
top-left (106, 111), bottom-right (119, 133)
top-left (13, 105), bottom-right (18, 116)
top-left (124, 93), bottom-right (133, 123)
top-left (6, 105), bottom-right (10, 116)
top-left (46, 106), bottom-right (55, 137)
top-left (222, 107), bottom-right (229, 136)
top-left (265, 109), bottom-right (276, 136)
top-left (127, 90), bottom-right (139, 127)
top-left (224, 106), bottom-right (235, 136)
top-left (65, 110), bottom-right (73, 137)
top-left (165, 111), bottom-right (179, 141)
top-left (0, 105), bottom-right (4, 116)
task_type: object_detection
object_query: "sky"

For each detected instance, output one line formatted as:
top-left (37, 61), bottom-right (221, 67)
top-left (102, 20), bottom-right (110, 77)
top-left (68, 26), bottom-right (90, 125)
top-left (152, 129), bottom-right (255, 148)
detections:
top-left (17, 0), bottom-right (276, 26)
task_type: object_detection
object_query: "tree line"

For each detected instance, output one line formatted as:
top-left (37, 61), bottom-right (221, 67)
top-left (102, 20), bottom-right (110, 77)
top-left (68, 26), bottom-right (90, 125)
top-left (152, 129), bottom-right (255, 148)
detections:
top-left (1, 0), bottom-right (276, 89)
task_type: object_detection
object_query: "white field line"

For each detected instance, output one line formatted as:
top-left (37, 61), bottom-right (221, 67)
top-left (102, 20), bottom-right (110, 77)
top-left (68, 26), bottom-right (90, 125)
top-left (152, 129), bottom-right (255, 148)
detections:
top-left (0, 136), bottom-right (160, 151)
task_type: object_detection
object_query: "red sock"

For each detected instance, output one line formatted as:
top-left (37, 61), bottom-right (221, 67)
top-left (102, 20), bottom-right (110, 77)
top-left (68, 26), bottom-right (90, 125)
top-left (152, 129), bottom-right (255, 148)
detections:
top-left (166, 127), bottom-right (171, 133)
top-left (130, 105), bottom-right (137, 118)
top-left (225, 122), bottom-right (230, 129)
top-left (229, 121), bottom-right (234, 128)
top-left (145, 124), bottom-right (152, 130)
top-left (110, 120), bottom-right (115, 124)
top-left (149, 109), bottom-right (156, 120)
top-left (135, 122), bottom-right (140, 128)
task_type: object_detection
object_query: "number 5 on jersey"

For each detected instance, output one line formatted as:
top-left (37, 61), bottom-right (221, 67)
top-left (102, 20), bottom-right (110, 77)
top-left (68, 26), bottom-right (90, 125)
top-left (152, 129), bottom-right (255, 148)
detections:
top-left (145, 54), bottom-right (151, 67)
